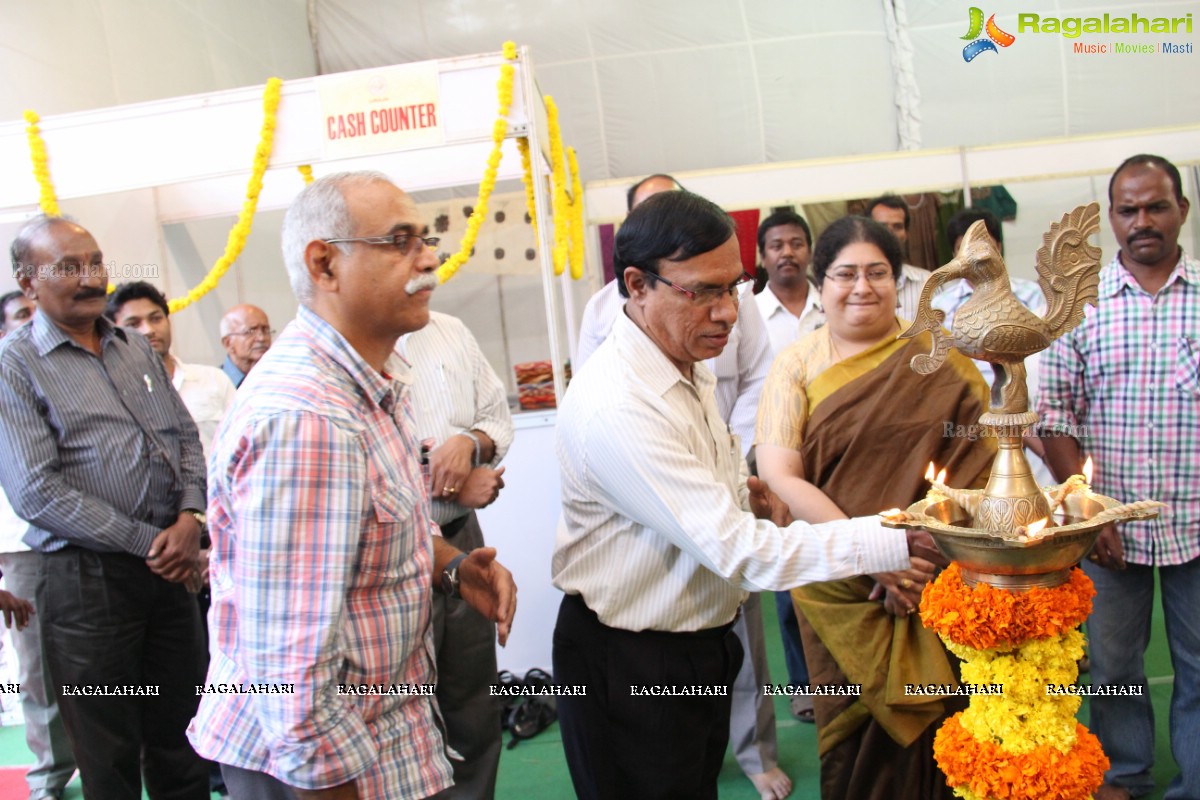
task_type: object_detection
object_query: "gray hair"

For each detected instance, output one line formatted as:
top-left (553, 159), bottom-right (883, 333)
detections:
top-left (280, 170), bottom-right (393, 305)
top-left (10, 214), bottom-right (77, 279)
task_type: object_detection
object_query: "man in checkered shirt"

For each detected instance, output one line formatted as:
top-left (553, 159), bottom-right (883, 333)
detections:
top-left (1039, 154), bottom-right (1198, 800)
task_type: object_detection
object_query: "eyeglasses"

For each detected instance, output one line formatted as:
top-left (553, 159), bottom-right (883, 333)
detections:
top-left (825, 266), bottom-right (895, 287)
top-left (228, 326), bottom-right (274, 338)
top-left (323, 233), bottom-right (441, 256)
top-left (639, 269), bottom-right (752, 307)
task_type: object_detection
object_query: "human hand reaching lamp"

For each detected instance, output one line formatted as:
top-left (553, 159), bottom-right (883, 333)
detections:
top-left (881, 202), bottom-right (1163, 590)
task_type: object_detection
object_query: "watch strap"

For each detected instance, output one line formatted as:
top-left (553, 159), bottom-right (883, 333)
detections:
top-left (441, 551), bottom-right (470, 598)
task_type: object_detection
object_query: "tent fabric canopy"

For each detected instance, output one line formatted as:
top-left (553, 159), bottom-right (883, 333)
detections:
top-left (312, 0), bottom-right (1200, 184)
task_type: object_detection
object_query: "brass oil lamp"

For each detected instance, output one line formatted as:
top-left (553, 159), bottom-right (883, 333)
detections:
top-left (880, 203), bottom-right (1162, 589)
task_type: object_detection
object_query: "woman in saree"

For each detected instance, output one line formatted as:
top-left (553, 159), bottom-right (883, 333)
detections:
top-left (755, 215), bottom-right (996, 800)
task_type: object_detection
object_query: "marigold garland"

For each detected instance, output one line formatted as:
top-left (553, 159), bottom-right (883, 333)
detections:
top-left (168, 77), bottom-right (282, 313)
top-left (566, 146), bottom-right (585, 280)
top-left (935, 716), bottom-right (1108, 800)
top-left (920, 565), bottom-right (1105, 799)
top-left (955, 630), bottom-right (1084, 754)
top-left (544, 95), bottom-right (570, 277)
top-left (517, 136), bottom-right (538, 239)
top-left (298, 164), bottom-right (314, 185)
top-left (436, 43), bottom-right (518, 284)
top-left (22, 111), bottom-right (61, 216)
top-left (920, 563), bottom-right (1093, 651)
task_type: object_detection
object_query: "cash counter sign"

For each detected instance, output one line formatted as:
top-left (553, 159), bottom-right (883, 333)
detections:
top-left (317, 62), bottom-right (444, 160)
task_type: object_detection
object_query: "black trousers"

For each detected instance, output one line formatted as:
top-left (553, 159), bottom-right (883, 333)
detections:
top-left (552, 593), bottom-right (742, 800)
top-left (38, 548), bottom-right (209, 800)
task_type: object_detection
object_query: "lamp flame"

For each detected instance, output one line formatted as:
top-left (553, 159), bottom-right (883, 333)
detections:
top-left (936, 468), bottom-right (947, 485)
top-left (1026, 517), bottom-right (1049, 537)
top-left (925, 463), bottom-right (935, 481)
top-left (878, 508), bottom-right (902, 519)
top-left (1082, 457), bottom-right (1093, 485)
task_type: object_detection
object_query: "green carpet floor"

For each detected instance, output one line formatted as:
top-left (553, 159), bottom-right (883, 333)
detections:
top-left (0, 582), bottom-right (1181, 799)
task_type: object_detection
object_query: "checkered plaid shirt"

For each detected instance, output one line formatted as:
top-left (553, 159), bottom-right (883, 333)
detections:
top-left (1039, 252), bottom-right (1200, 566)
top-left (188, 306), bottom-right (452, 797)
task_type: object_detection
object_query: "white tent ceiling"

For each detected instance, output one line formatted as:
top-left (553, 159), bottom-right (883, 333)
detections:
top-left (312, 0), bottom-right (1200, 182)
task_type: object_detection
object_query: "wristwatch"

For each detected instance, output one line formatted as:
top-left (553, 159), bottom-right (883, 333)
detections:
top-left (183, 509), bottom-right (207, 529)
top-left (440, 551), bottom-right (471, 598)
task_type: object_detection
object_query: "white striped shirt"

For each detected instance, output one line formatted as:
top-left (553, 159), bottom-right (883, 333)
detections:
top-left (896, 264), bottom-right (932, 323)
top-left (396, 312), bottom-right (514, 526)
top-left (574, 280), bottom-right (772, 454)
top-left (554, 312), bottom-right (911, 632)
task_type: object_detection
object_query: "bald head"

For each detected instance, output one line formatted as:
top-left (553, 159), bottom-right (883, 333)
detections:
top-left (627, 174), bottom-right (682, 211)
top-left (220, 304), bottom-right (272, 373)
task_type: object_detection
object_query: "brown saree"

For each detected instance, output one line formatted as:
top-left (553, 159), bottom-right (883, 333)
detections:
top-left (785, 331), bottom-right (995, 800)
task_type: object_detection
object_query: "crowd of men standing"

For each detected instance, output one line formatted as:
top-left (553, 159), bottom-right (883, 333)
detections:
top-left (0, 152), bottom-right (1194, 800)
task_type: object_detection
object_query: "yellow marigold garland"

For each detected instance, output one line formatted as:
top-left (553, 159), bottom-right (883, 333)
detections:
top-left (168, 77), bottom-right (283, 313)
top-left (298, 164), bottom-right (314, 185)
top-left (544, 95), bottom-right (570, 277)
top-left (437, 41), bottom-right (518, 284)
top-left (567, 146), bottom-right (585, 280)
top-left (919, 565), bottom-right (1107, 799)
top-left (920, 563), bottom-right (1093, 651)
top-left (22, 111), bottom-right (61, 216)
top-left (517, 136), bottom-right (538, 239)
top-left (954, 630), bottom-right (1084, 754)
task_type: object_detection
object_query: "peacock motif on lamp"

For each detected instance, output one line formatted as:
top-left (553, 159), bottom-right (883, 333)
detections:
top-left (902, 202), bottom-right (1102, 417)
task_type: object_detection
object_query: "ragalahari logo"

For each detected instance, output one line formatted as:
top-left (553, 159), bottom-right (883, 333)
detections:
top-left (962, 7), bottom-right (1016, 62)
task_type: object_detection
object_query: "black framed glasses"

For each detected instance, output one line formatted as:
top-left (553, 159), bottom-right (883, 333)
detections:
top-left (323, 233), bottom-right (440, 256)
top-left (825, 266), bottom-right (894, 287)
top-left (639, 268), bottom-right (752, 307)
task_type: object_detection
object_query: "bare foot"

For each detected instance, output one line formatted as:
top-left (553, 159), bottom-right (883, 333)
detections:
top-left (748, 766), bottom-right (793, 800)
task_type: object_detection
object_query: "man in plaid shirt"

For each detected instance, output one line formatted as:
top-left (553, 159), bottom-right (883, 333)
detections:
top-left (188, 171), bottom-right (518, 800)
top-left (1039, 154), bottom-right (1198, 800)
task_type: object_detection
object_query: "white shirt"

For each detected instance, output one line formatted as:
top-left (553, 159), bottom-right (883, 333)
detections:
top-left (754, 282), bottom-right (824, 356)
top-left (574, 280), bottom-right (772, 453)
top-left (170, 356), bottom-right (237, 460)
top-left (396, 312), bottom-right (514, 526)
top-left (554, 312), bottom-right (911, 632)
top-left (0, 489), bottom-right (27, 554)
top-left (896, 264), bottom-right (932, 323)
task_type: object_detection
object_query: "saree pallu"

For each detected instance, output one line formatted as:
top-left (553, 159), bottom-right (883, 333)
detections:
top-left (790, 332), bottom-right (994, 800)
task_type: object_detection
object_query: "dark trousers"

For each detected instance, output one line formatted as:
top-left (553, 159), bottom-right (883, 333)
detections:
top-left (553, 593), bottom-right (742, 800)
top-left (429, 512), bottom-right (501, 800)
top-left (220, 763), bottom-right (298, 800)
top-left (38, 548), bottom-right (209, 800)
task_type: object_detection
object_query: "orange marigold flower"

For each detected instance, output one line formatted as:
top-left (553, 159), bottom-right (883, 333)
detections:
top-left (934, 715), bottom-right (1108, 799)
top-left (920, 564), bottom-right (1094, 650)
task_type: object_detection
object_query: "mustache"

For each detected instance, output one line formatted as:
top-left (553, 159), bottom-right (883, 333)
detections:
top-left (73, 287), bottom-right (107, 301)
top-left (1130, 230), bottom-right (1162, 242)
top-left (405, 273), bottom-right (439, 295)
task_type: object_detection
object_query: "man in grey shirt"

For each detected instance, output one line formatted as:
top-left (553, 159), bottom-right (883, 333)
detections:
top-left (0, 216), bottom-right (209, 800)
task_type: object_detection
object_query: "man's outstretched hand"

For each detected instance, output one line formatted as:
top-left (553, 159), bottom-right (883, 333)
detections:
top-left (459, 547), bottom-right (518, 646)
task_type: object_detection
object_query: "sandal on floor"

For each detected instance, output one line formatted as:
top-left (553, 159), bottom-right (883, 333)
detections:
top-left (790, 695), bottom-right (816, 723)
